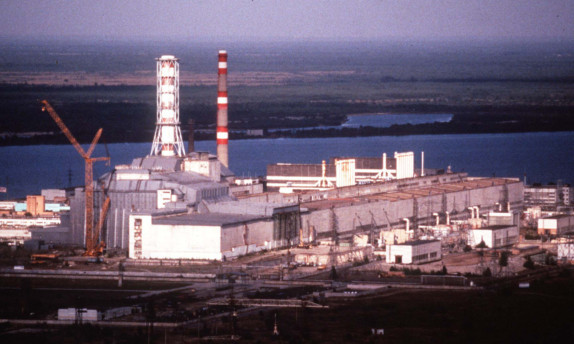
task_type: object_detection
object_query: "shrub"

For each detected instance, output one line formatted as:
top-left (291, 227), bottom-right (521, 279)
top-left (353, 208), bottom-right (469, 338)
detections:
top-left (523, 256), bottom-right (535, 270)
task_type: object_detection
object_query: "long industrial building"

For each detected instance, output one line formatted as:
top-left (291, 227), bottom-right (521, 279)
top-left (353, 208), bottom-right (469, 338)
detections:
top-left (240, 174), bottom-right (523, 246)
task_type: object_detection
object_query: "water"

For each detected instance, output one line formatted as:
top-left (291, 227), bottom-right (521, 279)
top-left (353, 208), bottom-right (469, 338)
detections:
top-left (1, 131), bottom-right (572, 199)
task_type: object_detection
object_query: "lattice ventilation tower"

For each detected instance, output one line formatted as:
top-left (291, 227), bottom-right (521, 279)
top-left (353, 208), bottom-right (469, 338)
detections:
top-left (150, 55), bottom-right (185, 157)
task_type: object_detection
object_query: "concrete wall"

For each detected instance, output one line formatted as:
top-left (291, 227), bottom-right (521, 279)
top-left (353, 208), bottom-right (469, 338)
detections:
top-left (220, 219), bottom-right (275, 258)
top-left (128, 214), bottom-right (222, 260)
top-left (301, 181), bottom-right (522, 242)
top-left (558, 243), bottom-right (574, 261)
top-left (69, 188), bottom-right (85, 247)
top-left (538, 215), bottom-right (574, 236)
top-left (468, 226), bottom-right (519, 248)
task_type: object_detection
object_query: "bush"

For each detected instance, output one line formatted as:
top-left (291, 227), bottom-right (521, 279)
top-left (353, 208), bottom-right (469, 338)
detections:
top-left (476, 240), bottom-right (488, 249)
top-left (330, 266), bottom-right (338, 280)
top-left (525, 230), bottom-right (540, 240)
top-left (499, 251), bottom-right (510, 268)
top-left (523, 256), bottom-right (535, 270)
top-left (402, 267), bottom-right (422, 276)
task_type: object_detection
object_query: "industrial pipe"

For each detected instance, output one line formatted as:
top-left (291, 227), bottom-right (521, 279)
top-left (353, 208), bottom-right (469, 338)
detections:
top-left (421, 151), bottom-right (425, 177)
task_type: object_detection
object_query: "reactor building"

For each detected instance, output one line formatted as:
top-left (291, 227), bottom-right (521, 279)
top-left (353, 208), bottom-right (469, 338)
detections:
top-left (69, 53), bottom-right (301, 259)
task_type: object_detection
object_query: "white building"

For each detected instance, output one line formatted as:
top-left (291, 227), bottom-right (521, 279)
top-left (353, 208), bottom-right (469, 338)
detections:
top-left (267, 152), bottom-right (417, 193)
top-left (386, 240), bottom-right (441, 264)
top-left (557, 242), bottom-right (574, 262)
top-left (537, 214), bottom-right (574, 236)
top-left (58, 308), bottom-right (100, 321)
top-left (129, 202), bottom-right (300, 261)
top-left (468, 225), bottom-right (519, 249)
top-left (524, 184), bottom-right (572, 207)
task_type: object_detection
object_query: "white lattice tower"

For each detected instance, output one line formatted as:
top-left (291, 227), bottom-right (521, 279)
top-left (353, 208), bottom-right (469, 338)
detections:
top-left (151, 55), bottom-right (185, 157)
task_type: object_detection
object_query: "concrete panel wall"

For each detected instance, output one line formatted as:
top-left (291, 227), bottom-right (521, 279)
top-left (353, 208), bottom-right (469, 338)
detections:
top-left (69, 188), bottom-right (85, 247)
top-left (301, 181), bottom-right (523, 242)
top-left (134, 221), bottom-right (222, 260)
top-left (221, 219), bottom-right (275, 258)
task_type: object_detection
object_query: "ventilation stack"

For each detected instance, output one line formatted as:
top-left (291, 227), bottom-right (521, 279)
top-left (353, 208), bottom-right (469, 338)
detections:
top-left (150, 55), bottom-right (185, 157)
top-left (216, 50), bottom-right (229, 168)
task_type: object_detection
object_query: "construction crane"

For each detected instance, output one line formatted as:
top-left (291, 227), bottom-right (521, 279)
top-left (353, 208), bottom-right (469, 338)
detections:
top-left (40, 100), bottom-right (110, 256)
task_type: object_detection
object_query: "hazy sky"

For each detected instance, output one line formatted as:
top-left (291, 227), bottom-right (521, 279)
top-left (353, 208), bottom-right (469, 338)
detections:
top-left (1, 0), bottom-right (573, 42)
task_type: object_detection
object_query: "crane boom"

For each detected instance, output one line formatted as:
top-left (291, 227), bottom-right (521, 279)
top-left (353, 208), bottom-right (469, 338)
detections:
top-left (40, 100), bottom-right (110, 256)
top-left (41, 100), bottom-right (87, 158)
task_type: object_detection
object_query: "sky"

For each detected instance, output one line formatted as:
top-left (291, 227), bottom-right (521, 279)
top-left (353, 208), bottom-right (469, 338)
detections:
top-left (1, 0), bottom-right (573, 42)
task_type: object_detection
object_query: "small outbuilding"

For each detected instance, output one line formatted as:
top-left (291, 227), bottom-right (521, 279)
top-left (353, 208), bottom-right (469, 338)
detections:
top-left (468, 225), bottom-right (519, 249)
top-left (537, 214), bottom-right (574, 236)
top-left (386, 240), bottom-right (441, 264)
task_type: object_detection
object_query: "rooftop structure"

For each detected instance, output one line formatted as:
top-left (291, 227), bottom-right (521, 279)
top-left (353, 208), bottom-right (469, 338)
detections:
top-left (267, 152), bottom-right (417, 193)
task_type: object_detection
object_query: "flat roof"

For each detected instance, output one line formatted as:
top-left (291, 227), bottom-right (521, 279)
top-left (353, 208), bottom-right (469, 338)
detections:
top-left (394, 240), bottom-right (441, 246)
top-left (474, 225), bottom-right (516, 231)
top-left (152, 212), bottom-right (264, 227)
top-left (542, 214), bottom-right (574, 220)
top-left (300, 177), bottom-right (516, 207)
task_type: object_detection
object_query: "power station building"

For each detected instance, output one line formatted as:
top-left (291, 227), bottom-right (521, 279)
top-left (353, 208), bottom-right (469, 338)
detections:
top-left (69, 53), bottom-right (302, 258)
top-left (67, 52), bottom-right (525, 262)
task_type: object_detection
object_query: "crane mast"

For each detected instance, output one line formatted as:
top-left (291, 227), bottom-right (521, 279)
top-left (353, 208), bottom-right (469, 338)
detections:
top-left (41, 100), bottom-right (110, 256)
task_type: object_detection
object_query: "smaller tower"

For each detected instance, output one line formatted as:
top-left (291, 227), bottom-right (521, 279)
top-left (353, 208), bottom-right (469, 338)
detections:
top-left (216, 50), bottom-right (229, 167)
top-left (151, 55), bottom-right (185, 157)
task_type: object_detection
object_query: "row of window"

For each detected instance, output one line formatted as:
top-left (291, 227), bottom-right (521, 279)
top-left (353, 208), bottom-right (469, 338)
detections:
top-left (413, 251), bottom-right (439, 261)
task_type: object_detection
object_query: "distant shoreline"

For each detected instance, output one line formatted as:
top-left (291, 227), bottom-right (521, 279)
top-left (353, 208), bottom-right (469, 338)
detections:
top-left (1, 112), bottom-right (573, 147)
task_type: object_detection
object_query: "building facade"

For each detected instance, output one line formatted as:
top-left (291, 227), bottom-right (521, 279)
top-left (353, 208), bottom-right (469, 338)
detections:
top-left (386, 240), bottom-right (441, 264)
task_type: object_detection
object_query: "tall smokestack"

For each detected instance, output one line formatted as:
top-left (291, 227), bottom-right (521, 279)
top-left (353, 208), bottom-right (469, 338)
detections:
top-left (151, 55), bottom-right (185, 157)
top-left (216, 50), bottom-right (229, 168)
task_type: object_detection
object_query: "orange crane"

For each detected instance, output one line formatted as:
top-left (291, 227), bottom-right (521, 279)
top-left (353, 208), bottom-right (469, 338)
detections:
top-left (40, 100), bottom-right (110, 256)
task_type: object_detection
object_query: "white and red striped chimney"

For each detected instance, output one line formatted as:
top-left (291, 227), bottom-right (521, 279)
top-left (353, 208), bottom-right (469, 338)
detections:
top-left (216, 50), bottom-right (229, 168)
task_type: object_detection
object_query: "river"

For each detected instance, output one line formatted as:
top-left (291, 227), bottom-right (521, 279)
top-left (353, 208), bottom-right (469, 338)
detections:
top-left (0, 131), bottom-right (572, 199)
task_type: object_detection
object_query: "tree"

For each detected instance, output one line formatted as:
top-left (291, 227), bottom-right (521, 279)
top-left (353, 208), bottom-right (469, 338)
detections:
top-left (523, 256), bottom-right (535, 270)
top-left (499, 251), bottom-right (510, 268)
top-left (476, 240), bottom-right (487, 249)
top-left (330, 266), bottom-right (338, 280)
top-left (483, 267), bottom-right (492, 277)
